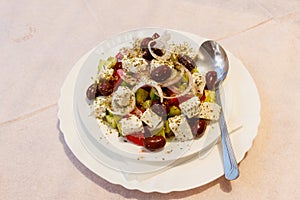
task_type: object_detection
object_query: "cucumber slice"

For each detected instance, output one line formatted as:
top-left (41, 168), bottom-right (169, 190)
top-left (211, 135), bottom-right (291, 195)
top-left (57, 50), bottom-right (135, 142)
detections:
top-left (164, 120), bottom-right (171, 134)
top-left (117, 123), bottom-right (123, 137)
top-left (142, 100), bottom-right (152, 109)
top-left (135, 88), bottom-right (149, 104)
top-left (150, 87), bottom-right (159, 100)
top-left (98, 57), bottom-right (117, 71)
top-left (105, 115), bottom-right (117, 129)
top-left (155, 127), bottom-right (165, 138)
top-left (168, 106), bottom-right (181, 117)
top-left (113, 115), bottom-right (122, 123)
top-left (204, 90), bottom-right (216, 103)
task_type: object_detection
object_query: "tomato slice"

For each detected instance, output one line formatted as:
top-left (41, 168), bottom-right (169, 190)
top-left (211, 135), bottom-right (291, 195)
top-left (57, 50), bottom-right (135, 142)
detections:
top-left (112, 68), bottom-right (123, 90)
top-left (113, 62), bottom-right (123, 70)
top-left (125, 133), bottom-right (145, 146)
top-left (200, 92), bottom-right (206, 102)
top-left (167, 98), bottom-right (179, 107)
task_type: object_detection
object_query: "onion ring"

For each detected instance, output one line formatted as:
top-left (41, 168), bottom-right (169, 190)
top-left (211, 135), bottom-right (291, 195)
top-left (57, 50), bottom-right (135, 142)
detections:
top-left (117, 69), bottom-right (138, 86)
top-left (163, 67), bottom-right (193, 99)
top-left (161, 66), bottom-right (184, 87)
top-left (132, 80), bottom-right (164, 103)
top-left (148, 38), bottom-right (171, 61)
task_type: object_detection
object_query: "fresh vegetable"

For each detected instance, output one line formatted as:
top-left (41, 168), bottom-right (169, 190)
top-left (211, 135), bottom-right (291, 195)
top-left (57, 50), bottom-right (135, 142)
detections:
top-left (168, 105), bottom-right (181, 117)
top-left (105, 115), bottom-right (117, 129)
top-left (135, 88), bottom-right (149, 105)
top-left (149, 87), bottom-right (159, 100)
top-left (142, 100), bottom-right (152, 109)
top-left (126, 133), bottom-right (145, 146)
top-left (204, 90), bottom-right (216, 103)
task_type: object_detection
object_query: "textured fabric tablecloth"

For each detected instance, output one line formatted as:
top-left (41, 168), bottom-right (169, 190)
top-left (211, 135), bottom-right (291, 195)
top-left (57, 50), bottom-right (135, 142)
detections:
top-left (1, 0), bottom-right (299, 199)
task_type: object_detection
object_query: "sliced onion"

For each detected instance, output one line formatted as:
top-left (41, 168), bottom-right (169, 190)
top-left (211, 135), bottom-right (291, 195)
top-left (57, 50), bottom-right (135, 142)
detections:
top-left (168, 85), bottom-right (182, 94)
top-left (117, 69), bottom-right (138, 86)
top-left (117, 69), bottom-right (125, 79)
top-left (161, 66), bottom-right (184, 87)
top-left (163, 68), bottom-right (193, 99)
top-left (148, 39), bottom-right (171, 61)
top-left (132, 80), bottom-right (164, 103)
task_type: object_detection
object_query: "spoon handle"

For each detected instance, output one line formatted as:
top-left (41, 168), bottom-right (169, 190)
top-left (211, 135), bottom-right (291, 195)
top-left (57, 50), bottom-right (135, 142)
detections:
top-left (216, 89), bottom-right (239, 180)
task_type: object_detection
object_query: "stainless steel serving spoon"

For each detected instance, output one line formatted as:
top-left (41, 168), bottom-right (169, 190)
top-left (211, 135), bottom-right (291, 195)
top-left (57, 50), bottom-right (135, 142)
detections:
top-left (198, 40), bottom-right (239, 180)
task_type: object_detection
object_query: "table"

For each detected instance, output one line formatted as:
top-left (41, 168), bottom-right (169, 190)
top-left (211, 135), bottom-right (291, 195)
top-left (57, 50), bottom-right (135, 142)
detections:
top-left (1, 1), bottom-right (299, 199)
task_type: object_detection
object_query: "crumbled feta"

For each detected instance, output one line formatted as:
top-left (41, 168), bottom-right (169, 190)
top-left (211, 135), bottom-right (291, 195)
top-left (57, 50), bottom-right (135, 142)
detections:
top-left (122, 57), bottom-right (148, 74)
top-left (119, 115), bottom-right (144, 135)
top-left (99, 68), bottom-right (114, 80)
top-left (141, 108), bottom-right (162, 128)
top-left (192, 72), bottom-right (206, 97)
top-left (179, 96), bottom-right (201, 118)
top-left (168, 115), bottom-right (193, 141)
top-left (199, 102), bottom-right (221, 120)
top-left (93, 96), bottom-right (108, 118)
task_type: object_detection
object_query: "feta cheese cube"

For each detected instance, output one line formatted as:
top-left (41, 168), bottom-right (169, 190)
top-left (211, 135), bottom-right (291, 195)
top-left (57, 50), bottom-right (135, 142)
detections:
top-left (199, 102), bottom-right (221, 120)
top-left (179, 96), bottom-right (201, 118)
top-left (168, 115), bottom-right (193, 141)
top-left (113, 87), bottom-right (132, 107)
top-left (111, 86), bottom-right (136, 115)
top-left (122, 57), bottom-right (148, 74)
top-left (192, 72), bottom-right (206, 97)
top-left (141, 108), bottom-right (162, 128)
top-left (119, 115), bottom-right (144, 135)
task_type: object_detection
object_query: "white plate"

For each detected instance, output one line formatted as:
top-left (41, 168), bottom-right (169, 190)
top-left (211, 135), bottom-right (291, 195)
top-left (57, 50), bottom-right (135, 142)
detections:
top-left (73, 28), bottom-right (233, 163)
top-left (58, 28), bottom-right (261, 192)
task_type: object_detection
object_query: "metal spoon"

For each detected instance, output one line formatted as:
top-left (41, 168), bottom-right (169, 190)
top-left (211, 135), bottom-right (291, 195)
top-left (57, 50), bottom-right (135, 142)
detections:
top-left (198, 40), bottom-right (239, 180)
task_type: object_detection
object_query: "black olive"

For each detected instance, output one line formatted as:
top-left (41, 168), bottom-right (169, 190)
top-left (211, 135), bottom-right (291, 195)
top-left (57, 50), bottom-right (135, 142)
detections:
top-left (178, 55), bottom-right (196, 71)
top-left (205, 71), bottom-right (218, 90)
top-left (151, 103), bottom-right (167, 120)
top-left (143, 136), bottom-right (166, 151)
top-left (97, 81), bottom-right (113, 96)
top-left (86, 83), bottom-right (98, 100)
top-left (189, 118), bottom-right (208, 138)
top-left (150, 65), bottom-right (172, 82)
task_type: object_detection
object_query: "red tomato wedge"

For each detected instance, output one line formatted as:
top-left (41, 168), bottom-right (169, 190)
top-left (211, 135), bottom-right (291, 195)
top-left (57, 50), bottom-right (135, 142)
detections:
top-left (125, 133), bottom-right (145, 146)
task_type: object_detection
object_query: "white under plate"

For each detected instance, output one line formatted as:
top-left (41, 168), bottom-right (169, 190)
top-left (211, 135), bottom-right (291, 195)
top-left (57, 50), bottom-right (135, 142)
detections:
top-left (58, 28), bottom-right (261, 193)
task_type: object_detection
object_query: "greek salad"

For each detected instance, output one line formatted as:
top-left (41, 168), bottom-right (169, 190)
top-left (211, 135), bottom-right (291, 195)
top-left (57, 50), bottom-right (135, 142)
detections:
top-left (86, 32), bottom-right (221, 151)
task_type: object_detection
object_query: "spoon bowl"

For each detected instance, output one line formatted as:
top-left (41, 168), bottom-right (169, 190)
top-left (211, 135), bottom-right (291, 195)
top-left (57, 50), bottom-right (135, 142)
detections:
top-left (198, 40), bottom-right (239, 180)
top-left (198, 40), bottom-right (229, 89)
